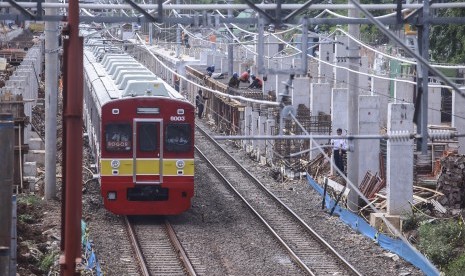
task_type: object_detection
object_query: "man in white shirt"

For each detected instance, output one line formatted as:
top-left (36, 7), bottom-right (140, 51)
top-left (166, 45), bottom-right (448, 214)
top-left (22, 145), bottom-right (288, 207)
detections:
top-left (332, 128), bottom-right (348, 175)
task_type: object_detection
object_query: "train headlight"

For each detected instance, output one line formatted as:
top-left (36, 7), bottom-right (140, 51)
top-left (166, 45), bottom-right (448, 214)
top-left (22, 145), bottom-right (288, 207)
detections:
top-left (176, 160), bottom-right (185, 169)
top-left (111, 160), bottom-right (120, 169)
top-left (107, 192), bottom-right (117, 200)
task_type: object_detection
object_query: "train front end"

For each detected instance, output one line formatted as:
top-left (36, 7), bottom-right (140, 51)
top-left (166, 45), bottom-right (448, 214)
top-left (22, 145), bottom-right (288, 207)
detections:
top-left (100, 97), bottom-right (195, 215)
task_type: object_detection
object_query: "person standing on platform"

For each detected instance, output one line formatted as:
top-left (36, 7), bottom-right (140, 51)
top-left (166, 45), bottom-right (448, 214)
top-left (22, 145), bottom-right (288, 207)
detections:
top-left (332, 128), bottom-right (348, 175)
top-left (173, 70), bottom-right (180, 92)
top-left (195, 89), bottom-right (209, 119)
top-left (209, 33), bottom-right (217, 51)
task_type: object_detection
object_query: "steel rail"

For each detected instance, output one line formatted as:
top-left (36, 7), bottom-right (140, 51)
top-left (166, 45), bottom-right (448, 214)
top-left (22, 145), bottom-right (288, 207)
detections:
top-left (164, 220), bottom-right (197, 276)
top-left (124, 216), bottom-right (150, 276)
top-left (196, 123), bottom-right (362, 276)
top-left (195, 145), bottom-right (315, 275)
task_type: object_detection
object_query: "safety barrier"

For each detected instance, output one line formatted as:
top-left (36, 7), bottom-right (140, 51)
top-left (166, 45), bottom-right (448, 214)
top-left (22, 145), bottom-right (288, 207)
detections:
top-left (81, 220), bottom-right (103, 276)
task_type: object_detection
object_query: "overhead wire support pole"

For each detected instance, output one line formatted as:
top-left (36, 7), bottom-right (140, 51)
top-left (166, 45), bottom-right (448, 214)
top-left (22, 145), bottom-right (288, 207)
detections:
top-left (347, 0), bottom-right (360, 213)
top-left (123, 0), bottom-right (160, 23)
top-left (5, 0), bottom-right (34, 20)
top-left (242, 0), bottom-right (274, 24)
top-left (61, 0), bottom-right (84, 274)
top-left (417, 1), bottom-right (431, 154)
top-left (283, 0), bottom-right (322, 22)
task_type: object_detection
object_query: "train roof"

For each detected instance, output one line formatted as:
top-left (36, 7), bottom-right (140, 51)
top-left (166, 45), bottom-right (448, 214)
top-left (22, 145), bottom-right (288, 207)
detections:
top-left (84, 46), bottom-right (188, 104)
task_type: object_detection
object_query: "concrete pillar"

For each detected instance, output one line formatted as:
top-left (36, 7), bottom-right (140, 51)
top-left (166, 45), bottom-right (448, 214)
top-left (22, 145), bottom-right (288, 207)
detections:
top-left (292, 77), bottom-right (311, 109)
top-left (318, 42), bottom-right (334, 83)
top-left (310, 83), bottom-right (331, 115)
top-left (334, 35), bottom-right (349, 88)
top-left (372, 77), bottom-right (390, 126)
top-left (330, 88), bottom-right (349, 175)
top-left (251, 109), bottom-right (259, 149)
top-left (258, 113), bottom-right (266, 155)
top-left (428, 86), bottom-right (442, 125)
top-left (452, 90), bottom-right (465, 154)
top-left (331, 88), bottom-right (349, 134)
top-left (0, 114), bottom-right (14, 276)
top-left (357, 96), bottom-right (380, 185)
top-left (387, 103), bottom-right (414, 216)
top-left (358, 56), bottom-right (370, 94)
top-left (266, 117), bottom-right (275, 163)
top-left (394, 79), bottom-right (415, 103)
top-left (244, 106), bottom-right (252, 149)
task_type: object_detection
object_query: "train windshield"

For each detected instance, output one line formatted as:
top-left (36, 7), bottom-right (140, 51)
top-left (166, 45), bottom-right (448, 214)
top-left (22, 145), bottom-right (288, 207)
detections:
top-left (138, 122), bottom-right (158, 151)
top-left (165, 124), bottom-right (191, 152)
top-left (105, 123), bottom-right (131, 151)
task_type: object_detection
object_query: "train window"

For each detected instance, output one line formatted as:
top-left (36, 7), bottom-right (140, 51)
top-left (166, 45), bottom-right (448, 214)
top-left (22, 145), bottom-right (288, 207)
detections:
top-left (138, 122), bottom-right (158, 151)
top-left (165, 124), bottom-right (191, 152)
top-left (105, 123), bottom-right (131, 151)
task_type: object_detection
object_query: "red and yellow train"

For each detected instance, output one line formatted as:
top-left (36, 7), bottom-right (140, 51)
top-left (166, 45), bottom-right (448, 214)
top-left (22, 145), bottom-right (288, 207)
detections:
top-left (83, 40), bottom-right (195, 215)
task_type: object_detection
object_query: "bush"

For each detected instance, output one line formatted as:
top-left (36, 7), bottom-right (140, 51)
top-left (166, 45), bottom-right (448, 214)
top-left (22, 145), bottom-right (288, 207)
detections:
top-left (446, 253), bottom-right (465, 276)
top-left (39, 252), bottom-right (56, 272)
top-left (418, 220), bottom-right (465, 268)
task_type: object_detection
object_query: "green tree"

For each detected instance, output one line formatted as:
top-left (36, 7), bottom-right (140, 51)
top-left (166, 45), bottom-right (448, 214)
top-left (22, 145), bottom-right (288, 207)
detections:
top-left (430, 2), bottom-right (465, 63)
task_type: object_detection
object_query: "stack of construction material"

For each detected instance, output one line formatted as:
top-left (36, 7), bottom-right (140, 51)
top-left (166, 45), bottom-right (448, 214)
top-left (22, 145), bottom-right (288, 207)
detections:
top-left (436, 154), bottom-right (465, 209)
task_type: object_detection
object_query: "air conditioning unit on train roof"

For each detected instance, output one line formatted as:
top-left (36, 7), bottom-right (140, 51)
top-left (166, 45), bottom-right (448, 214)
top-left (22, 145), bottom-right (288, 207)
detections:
top-left (113, 68), bottom-right (152, 84)
top-left (122, 80), bottom-right (170, 98)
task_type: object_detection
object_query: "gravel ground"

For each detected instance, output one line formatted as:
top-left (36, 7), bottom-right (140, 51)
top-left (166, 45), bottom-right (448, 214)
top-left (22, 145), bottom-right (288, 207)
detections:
top-left (78, 119), bottom-right (425, 275)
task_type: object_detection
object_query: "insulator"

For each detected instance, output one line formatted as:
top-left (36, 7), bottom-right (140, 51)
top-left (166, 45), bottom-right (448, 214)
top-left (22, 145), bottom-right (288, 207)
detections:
top-left (388, 130), bottom-right (411, 142)
top-left (428, 130), bottom-right (452, 140)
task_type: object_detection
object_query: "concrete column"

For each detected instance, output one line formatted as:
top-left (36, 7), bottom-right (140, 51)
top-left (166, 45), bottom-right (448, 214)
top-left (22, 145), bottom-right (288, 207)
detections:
top-left (334, 35), bottom-right (349, 88)
top-left (244, 106), bottom-right (252, 149)
top-left (373, 77), bottom-right (390, 126)
top-left (394, 79), bottom-right (415, 103)
top-left (427, 86), bottom-right (442, 125)
top-left (292, 78), bottom-right (311, 109)
top-left (266, 118), bottom-right (275, 163)
top-left (331, 88), bottom-right (349, 133)
top-left (0, 114), bottom-right (14, 276)
top-left (318, 42), bottom-right (334, 83)
top-left (45, 0), bottom-right (59, 199)
top-left (258, 114), bottom-right (266, 155)
top-left (310, 83), bottom-right (331, 115)
top-left (251, 109), bottom-right (259, 149)
top-left (358, 56), bottom-right (370, 94)
top-left (452, 91), bottom-right (465, 154)
top-left (357, 96), bottom-right (380, 185)
top-left (387, 103), bottom-right (414, 216)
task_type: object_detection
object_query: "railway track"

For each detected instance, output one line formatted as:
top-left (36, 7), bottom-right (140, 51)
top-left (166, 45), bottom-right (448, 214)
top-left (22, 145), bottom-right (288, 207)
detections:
top-left (195, 124), bottom-right (362, 276)
top-left (124, 216), bottom-right (196, 276)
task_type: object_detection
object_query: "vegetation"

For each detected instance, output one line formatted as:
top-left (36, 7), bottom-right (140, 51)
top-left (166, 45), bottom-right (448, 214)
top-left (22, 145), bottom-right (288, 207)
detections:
top-left (417, 219), bottom-right (465, 269)
top-left (430, 0), bottom-right (465, 63)
top-left (18, 194), bottom-right (40, 206)
top-left (39, 252), bottom-right (57, 272)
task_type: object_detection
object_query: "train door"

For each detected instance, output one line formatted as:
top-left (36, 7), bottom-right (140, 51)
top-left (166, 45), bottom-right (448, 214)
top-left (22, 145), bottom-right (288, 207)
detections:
top-left (133, 118), bottom-right (163, 184)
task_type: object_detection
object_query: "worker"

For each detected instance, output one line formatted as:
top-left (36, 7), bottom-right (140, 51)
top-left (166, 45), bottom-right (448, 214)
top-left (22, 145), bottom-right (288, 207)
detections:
top-left (239, 69), bottom-right (251, 83)
top-left (248, 75), bottom-right (263, 89)
top-left (206, 65), bottom-right (215, 77)
top-left (228, 72), bottom-right (240, 88)
top-left (331, 128), bottom-right (348, 175)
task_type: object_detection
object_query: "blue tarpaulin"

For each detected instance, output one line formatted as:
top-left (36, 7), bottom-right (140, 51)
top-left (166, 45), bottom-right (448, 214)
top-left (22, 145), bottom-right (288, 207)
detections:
top-left (306, 175), bottom-right (440, 276)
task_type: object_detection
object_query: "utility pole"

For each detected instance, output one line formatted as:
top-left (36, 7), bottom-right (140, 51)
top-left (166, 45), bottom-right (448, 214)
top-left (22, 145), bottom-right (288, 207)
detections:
top-left (176, 0), bottom-right (180, 57)
top-left (0, 114), bottom-right (13, 276)
top-left (347, 0), bottom-right (360, 212)
top-left (44, 0), bottom-right (59, 200)
top-left (228, 0), bottom-right (234, 76)
top-left (416, 1), bottom-right (430, 154)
